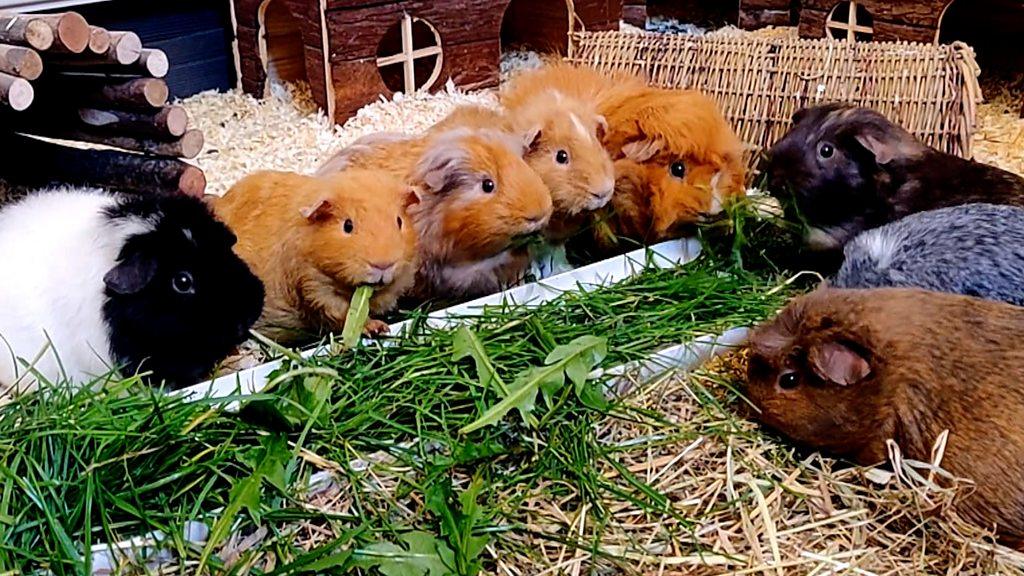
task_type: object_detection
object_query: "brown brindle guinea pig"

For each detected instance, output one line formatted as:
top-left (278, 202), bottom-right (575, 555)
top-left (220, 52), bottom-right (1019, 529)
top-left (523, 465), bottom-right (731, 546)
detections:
top-left (764, 103), bottom-right (1024, 251)
top-left (212, 169), bottom-right (419, 344)
top-left (502, 62), bottom-right (747, 248)
top-left (316, 127), bottom-right (553, 301)
top-left (433, 94), bottom-right (615, 244)
top-left (746, 286), bottom-right (1024, 546)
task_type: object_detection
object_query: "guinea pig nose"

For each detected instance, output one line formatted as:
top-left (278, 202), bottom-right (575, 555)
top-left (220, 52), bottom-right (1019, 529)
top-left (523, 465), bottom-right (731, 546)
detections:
top-left (370, 261), bottom-right (395, 272)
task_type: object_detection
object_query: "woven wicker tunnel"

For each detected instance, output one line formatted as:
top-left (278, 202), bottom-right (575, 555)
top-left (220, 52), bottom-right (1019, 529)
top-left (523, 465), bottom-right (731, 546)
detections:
top-left (567, 31), bottom-right (982, 170)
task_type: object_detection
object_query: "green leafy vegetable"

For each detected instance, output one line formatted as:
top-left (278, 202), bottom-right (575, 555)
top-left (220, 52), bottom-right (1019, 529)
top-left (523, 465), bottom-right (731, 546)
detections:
top-left (341, 285), bottom-right (374, 349)
top-left (354, 531), bottom-right (456, 576)
top-left (459, 334), bottom-right (607, 434)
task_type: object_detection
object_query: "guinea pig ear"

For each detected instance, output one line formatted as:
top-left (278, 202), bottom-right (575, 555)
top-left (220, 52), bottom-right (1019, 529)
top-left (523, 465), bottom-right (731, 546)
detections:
top-left (299, 198), bottom-right (334, 223)
top-left (522, 125), bottom-right (543, 154)
top-left (852, 132), bottom-right (900, 165)
top-left (808, 340), bottom-right (871, 386)
top-left (104, 251), bottom-right (158, 295)
top-left (621, 138), bottom-right (661, 163)
top-left (595, 115), bottom-right (608, 141)
top-left (403, 187), bottom-right (422, 209)
top-left (790, 107), bottom-right (811, 125)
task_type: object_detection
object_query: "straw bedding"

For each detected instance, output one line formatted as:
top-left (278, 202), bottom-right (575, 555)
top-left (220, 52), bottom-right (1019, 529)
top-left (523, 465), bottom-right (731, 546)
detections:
top-left (174, 31), bottom-right (1024, 574)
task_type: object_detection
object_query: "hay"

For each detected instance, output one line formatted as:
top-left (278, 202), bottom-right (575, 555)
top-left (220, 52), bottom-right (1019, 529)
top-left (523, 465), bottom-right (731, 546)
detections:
top-left (261, 359), bottom-right (1024, 575)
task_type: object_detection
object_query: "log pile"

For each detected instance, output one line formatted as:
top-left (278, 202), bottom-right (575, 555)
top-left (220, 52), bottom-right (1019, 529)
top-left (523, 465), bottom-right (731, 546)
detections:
top-left (0, 10), bottom-right (205, 197)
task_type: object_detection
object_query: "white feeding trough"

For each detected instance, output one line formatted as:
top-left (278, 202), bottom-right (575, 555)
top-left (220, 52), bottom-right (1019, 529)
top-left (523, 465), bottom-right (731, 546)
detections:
top-left (175, 237), bottom-right (702, 403)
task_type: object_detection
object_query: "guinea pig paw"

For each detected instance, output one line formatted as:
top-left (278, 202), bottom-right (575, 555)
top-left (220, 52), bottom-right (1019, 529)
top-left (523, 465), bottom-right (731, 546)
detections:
top-left (363, 319), bottom-right (391, 338)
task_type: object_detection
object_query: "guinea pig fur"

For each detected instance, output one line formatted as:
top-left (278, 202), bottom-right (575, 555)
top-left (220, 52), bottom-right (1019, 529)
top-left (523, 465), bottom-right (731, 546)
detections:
top-left (765, 103), bottom-right (1024, 251)
top-left (317, 127), bottom-right (553, 301)
top-left (835, 203), bottom-right (1024, 305)
top-left (503, 62), bottom-right (748, 246)
top-left (433, 96), bottom-right (616, 243)
top-left (213, 169), bottom-right (419, 344)
top-left (746, 286), bottom-right (1024, 546)
top-left (0, 187), bottom-right (264, 396)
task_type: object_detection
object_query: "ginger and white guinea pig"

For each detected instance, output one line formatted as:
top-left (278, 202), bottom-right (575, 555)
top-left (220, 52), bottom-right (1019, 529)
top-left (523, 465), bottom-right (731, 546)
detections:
top-left (316, 127), bottom-right (553, 302)
top-left (212, 169), bottom-right (419, 345)
top-left (503, 62), bottom-right (747, 247)
top-left (747, 287), bottom-right (1024, 547)
top-left (764, 103), bottom-right (1024, 251)
top-left (433, 93), bottom-right (615, 243)
top-left (0, 187), bottom-right (264, 397)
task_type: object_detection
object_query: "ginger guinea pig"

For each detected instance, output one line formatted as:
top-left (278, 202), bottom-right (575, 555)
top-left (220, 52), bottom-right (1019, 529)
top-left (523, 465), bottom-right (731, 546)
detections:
top-left (504, 63), bottom-right (747, 247)
top-left (435, 96), bottom-right (615, 243)
top-left (764, 103), bottom-right (1024, 251)
top-left (317, 127), bottom-right (552, 302)
top-left (746, 286), bottom-right (1024, 546)
top-left (213, 169), bottom-right (418, 344)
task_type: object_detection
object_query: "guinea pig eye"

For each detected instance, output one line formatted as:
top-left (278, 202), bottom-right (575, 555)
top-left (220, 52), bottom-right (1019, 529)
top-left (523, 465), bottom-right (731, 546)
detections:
top-left (555, 149), bottom-right (569, 164)
top-left (172, 272), bottom-right (195, 295)
top-left (778, 372), bottom-right (799, 390)
top-left (482, 179), bottom-right (496, 194)
top-left (670, 161), bottom-right (686, 179)
top-left (396, 216), bottom-right (403, 230)
top-left (343, 219), bottom-right (354, 234)
top-left (818, 142), bottom-right (835, 159)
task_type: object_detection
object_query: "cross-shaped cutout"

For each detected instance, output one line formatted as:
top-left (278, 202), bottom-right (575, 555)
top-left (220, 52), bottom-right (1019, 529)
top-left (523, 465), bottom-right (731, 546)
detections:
top-left (827, 1), bottom-right (874, 42)
top-left (375, 13), bottom-right (444, 95)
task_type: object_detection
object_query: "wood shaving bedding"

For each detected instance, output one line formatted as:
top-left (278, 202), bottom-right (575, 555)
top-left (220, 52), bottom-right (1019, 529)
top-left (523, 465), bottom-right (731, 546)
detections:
top-left (180, 79), bottom-right (498, 197)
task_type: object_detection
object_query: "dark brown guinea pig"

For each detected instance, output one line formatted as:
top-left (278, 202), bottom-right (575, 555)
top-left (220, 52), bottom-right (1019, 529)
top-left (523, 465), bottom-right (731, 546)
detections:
top-left (764, 103), bottom-right (1024, 251)
top-left (746, 286), bottom-right (1024, 547)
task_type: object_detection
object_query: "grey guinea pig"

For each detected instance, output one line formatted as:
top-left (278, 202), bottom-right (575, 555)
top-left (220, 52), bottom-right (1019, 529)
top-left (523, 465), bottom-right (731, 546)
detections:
top-left (834, 203), bottom-right (1024, 306)
top-left (765, 103), bottom-right (1024, 251)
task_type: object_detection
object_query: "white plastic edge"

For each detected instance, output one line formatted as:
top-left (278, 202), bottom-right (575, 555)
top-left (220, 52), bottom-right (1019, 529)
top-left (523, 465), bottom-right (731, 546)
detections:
top-left (174, 237), bottom-right (702, 404)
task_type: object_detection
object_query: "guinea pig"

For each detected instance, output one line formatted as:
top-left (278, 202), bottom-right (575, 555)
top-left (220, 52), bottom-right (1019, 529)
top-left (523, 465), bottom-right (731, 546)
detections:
top-left (434, 95), bottom-right (615, 243)
top-left (316, 127), bottom-right (553, 301)
top-left (503, 62), bottom-right (748, 248)
top-left (764, 103), bottom-right (1024, 251)
top-left (212, 169), bottom-right (419, 345)
top-left (834, 203), bottom-right (1024, 305)
top-left (0, 187), bottom-right (264, 396)
top-left (746, 286), bottom-right (1024, 546)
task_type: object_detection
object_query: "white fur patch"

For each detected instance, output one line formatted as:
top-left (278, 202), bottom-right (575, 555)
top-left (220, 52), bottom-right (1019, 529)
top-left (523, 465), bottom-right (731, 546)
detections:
top-left (569, 113), bottom-right (588, 139)
top-left (856, 230), bottom-right (900, 269)
top-left (0, 188), bottom-right (152, 396)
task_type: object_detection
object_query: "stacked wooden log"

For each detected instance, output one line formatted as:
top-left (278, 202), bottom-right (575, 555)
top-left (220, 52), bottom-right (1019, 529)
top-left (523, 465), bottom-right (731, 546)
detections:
top-left (0, 10), bottom-right (205, 197)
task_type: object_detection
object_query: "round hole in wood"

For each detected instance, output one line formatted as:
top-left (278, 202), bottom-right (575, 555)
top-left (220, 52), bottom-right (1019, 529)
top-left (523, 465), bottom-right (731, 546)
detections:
top-left (826, 1), bottom-right (874, 42)
top-left (376, 14), bottom-right (443, 95)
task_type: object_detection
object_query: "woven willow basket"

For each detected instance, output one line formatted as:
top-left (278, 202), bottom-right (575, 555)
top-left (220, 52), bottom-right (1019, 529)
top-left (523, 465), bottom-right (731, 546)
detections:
top-left (567, 30), bottom-right (983, 161)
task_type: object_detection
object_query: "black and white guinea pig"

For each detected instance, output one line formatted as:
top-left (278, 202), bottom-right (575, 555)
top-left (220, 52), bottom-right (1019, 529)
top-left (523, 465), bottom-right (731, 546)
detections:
top-left (0, 187), bottom-right (264, 397)
top-left (764, 103), bottom-right (1024, 251)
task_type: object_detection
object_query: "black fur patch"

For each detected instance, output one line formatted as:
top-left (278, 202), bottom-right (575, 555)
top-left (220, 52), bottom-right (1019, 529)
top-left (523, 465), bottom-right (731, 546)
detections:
top-left (102, 195), bottom-right (264, 388)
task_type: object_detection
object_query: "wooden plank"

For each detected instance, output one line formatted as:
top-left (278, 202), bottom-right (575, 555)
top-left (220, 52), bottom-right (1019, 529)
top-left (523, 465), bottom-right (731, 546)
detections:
top-left (873, 20), bottom-right (938, 43)
top-left (804, 0), bottom-right (947, 28)
top-left (326, 0), bottom-right (505, 59)
top-left (740, 9), bottom-right (793, 30)
top-left (798, 8), bottom-right (828, 39)
top-left (741, 0), bottom-right (793, 10)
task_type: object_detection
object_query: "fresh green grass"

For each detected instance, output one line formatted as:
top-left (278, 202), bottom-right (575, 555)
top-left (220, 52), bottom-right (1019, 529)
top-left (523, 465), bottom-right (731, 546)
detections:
top-left (0, 207), bottom-right (805, 574)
